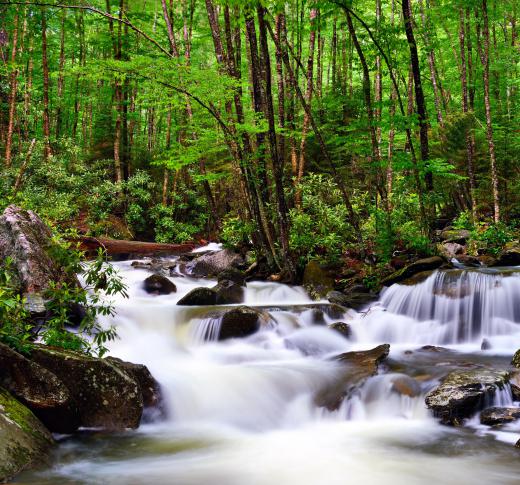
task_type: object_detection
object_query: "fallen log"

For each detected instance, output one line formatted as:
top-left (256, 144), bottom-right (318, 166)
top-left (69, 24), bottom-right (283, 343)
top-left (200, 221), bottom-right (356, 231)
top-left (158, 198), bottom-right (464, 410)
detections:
top-left (76, 236), bottom-right (196, 256)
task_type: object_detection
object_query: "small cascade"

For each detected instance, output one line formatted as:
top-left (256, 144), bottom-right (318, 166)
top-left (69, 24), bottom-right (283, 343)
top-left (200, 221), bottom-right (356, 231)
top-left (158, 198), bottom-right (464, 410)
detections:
top-left (353, 269), bottom-right (520, 347)
top-left (190, 315), bottom-right (223, 342)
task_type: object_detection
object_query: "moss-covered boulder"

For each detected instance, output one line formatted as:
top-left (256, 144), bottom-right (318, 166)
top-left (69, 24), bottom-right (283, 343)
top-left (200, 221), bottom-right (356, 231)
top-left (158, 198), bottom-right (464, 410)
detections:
top-left (493, 242), bottom-right (520, 267)
top-left (425, 369), bottom-right (510, 425)
top-left (0, 342), bottom-right (79, 433)
top-left (212, 279), bottom-right (244, 304)
top-left (30, 346), bottom-right (143, 430)
top-left (0, 387), bottom-right (54, 483)
top-left (381, 256), bottom-right (445, 287)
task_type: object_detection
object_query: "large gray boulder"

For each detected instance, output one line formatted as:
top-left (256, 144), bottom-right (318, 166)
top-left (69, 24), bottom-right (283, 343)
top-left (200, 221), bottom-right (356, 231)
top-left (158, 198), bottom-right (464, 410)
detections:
top-left (185, 249), bottom-right (245, 277)
top-left (425, 369), bottom-right (510, 425)
top-left (0, 205), bottom-right (76, 295)
top-left (381, 256), bottom-right (445, 287)
top-left (0, 342), bottom-right (79, 433)
top-left (30, 346), bottom-right (143, 430)
top-left (0, 387), bottom-right (54, 483)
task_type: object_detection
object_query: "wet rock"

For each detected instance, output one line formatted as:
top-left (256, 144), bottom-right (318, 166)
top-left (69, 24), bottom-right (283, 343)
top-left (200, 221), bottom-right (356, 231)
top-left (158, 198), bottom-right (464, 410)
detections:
top-left (310, 308), bottom-right (326, 325)
top-left (217, 268), bottom-right (246, 287)
top-left (381, 256), bottom-right (445, 287)
top-left (0, 387), bottom-right (54, 483)
top-left (493, 243), bottom-right (520, 267)
top-left (440, 229), bottom-right (471, 243)
top-left (177, 287), bottom-right (217, 306)
top-left (511, 384), bottom-right (520, 401)
top-left (0, 342), bottom-right (79, 433)
top-left (480, 407), bottom-right (520, 426)
top-left (511, 349), bottom-right (520, 368)
top-left (315, 344), bottom-right (391, 411)
top-left (327, 290), bottom-right (377, 311)
top-left (30, 346), bottom-right (143, 430)
top-left (479, 255), bottom-right (497, 267)
top-left (213, 279), bottom-right (244, 305)
top-left (218, 306), bottom-right (272, 340)
top-left (131, 259), bottom-right (176, 276)
top-left (143, 274), bottom-right (177, 295)
top-left (0, 205), bottom-right (77, 295)
top-left (425, 369), bottom-right (511, 425)
top-left (439, 242), bottom-right (465, 258)
top-left (481, 339), bottom-right (492, 350)
top-left (185, 249), bottom-right (245, 277)
top-left (455, 255), bottom-right (482, 267)
top-left (303, 261), bottom-right (335, 299)
top-left (390, 375), bottom-right (422, 398)
top-left (328, 322), bottom-right (352, 339)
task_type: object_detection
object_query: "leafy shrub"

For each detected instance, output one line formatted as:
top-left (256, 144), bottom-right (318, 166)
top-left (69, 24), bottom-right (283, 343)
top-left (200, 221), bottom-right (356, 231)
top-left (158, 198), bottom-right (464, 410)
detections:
top-left (220, 215), bottom-right (255, 249)
top-left (471, 223), bottom-right (516, 256)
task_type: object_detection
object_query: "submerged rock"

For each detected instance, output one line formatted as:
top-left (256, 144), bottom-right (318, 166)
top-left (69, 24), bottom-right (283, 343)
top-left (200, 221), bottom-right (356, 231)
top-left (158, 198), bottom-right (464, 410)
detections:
top-left (315, 344), bottom-right (390, 411)
top-left (303, 261), bottom-right (334, 299)
top-left (185, 249), bottom-right (245, 277)
top-left (143, 274), bottom-right (177, 295)
top-left (425, 369), bottom-right (510, 425)
top-left (0, 387), bottom-right (54, 483)
top-left (381, 256), bottom-right (445, 287)
top-left (218, 306), bottom-right (272, 340)
top-left (131, 259), bottom-right (176, 276)
top-left (177, 287), bottom-right (217, 306)
top-left (30, 346), bottom-right (143, 430)
top-left (0, 342), bottom-right (79, 433)
top-left (480, 407), bottom-right (520, 426)
top-left (213, 279), bottom-right (244, 304)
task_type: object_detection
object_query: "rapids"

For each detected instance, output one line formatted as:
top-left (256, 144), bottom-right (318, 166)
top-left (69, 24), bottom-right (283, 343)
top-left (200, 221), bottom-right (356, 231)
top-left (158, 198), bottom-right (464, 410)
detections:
top-left (15, 249), bottom-right (520, 485)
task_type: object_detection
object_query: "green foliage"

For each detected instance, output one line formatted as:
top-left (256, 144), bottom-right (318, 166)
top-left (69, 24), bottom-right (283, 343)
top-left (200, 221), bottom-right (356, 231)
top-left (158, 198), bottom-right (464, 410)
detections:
top-left (453, 211), bottom-right (474, 231)
top-left (471, 223), bottom-right (516, 256)
top-left (220, 215), bottom-right (255, 249)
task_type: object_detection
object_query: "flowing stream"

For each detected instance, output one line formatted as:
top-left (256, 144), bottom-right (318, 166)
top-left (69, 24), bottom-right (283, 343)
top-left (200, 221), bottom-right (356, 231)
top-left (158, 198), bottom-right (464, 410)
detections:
top-left (16, 250), bottom-right (520, 485)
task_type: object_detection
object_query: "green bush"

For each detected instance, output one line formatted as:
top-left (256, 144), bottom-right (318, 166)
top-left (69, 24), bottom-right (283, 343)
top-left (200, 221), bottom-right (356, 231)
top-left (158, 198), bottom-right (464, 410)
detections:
top-left (220, 215), bottom-right (255, 249)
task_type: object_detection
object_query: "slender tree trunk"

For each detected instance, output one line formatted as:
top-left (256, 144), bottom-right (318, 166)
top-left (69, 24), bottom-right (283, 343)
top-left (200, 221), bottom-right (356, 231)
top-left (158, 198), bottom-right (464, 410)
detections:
top-left (5, 11), bottom-right (19, 167)
top-left (41, 9), bottom-right (52, 160)
top-left (55, 9), bottom-right (66, 140)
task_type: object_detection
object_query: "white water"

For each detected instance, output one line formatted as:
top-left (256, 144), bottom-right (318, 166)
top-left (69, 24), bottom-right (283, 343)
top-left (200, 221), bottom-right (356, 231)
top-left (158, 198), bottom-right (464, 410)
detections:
top-left (17, 255), bottom-right (520, 484)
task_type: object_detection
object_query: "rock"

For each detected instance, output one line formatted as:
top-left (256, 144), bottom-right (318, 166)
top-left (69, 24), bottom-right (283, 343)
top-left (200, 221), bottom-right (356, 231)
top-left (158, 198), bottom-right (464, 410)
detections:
top-left (0, 205), bottom-right (77, 295)
top-left (455, 255), bottom-right (481, 267)
top-left (425, 369), bottom-right (510, 424)
top-left (303, 261), bottom-right (334, 299)
top-left (0, 387), bottom-right (54, 483)
top-left (512, 349), bottom-right (520, 368)
top-left (479, 255), bottom-right (498, 267)
top-left (217, 268), bottom-right (246, 287)
top-left (30, 346), bottom-right (143, 430)
top-left (381, 256), bottom-right (445, 287)
top-left (481, 339), bottom-right (492, 350)
top-left (143, 274), bottom-right (177, 295)
top-left (213, 279), bottom-right (244, 304)
top-left (309, 308), bottom-right (326, 325)
top-left (440, 229), bottom-right (471, 243)
top-left (480, 407), bottom-right (520, 426)
top-left (315, 344), bottom-right (390, 411)
top-left (390, 375), bottom-right (422, 397)
top-left (0, 342), bottom-right (79, 433)
top-left (177, 287), bottom-right (217, 306)
top-left (131, 259), bottom-right (176, 276)
top-left (493, 243), bottom-right (520, 267)
top-left (327, 290), bottom-right (377, 311)
top-left (439, 242), bottom-right (465, 258)
top-left (185, 249), bottom-right (245, 277)
top-left (218, 306), bottom-right (272, 340)
top-left (328, 322), bottom-right (352, 339)
top-left (105, 357), bottom-right (162, 410)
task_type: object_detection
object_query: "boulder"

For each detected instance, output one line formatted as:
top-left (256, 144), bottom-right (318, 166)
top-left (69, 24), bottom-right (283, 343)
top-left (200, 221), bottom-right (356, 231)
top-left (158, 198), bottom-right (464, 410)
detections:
top-left (0, 387), bottom-right (54, 483)
top-left (213, 279), bottom-right (244, 304)
top-left (390, 374), bottom-right (422, 398)
top-left (454, 255), bottom-right (481, 267)
top-left (328, 322), bottom-right (352, 339)
top-left (315, 344), bottom-right (390, 411)
top-left (0, 205), bottom-right (77, 295)
top-left (217, 268), bottom-right (246, 287)
top-left (327, 290), bottom-right (377, 311)
top-left (440, 228), bottom-right (471, 243)
top-left (132, 259), bottom-right (177, 276)
top-left (381, 256), bottom-right (445, 287)
top-left (303, 261), bottom-right (334, 299)
top-left (185, 249), bottom-right (245, 277)
top-left (439, 242), bottom-right (465, 259)
top-left (143, 274), bottom-right (177, 295)
top-left (512, 349), bottom-right (520, 368)
top-left (218, 306), bottom-right (272, 340)
top-left (0, 342), bottom-right (79, 433)
top-left (177, 287), bottom-right (217, 306)
top-left (493, 243), bottom-right (520, 267)
top-left (480, 407), bottom-right (520, 426)
top-left (425, 369), bottom-right (510, 425)
top-left (30, 346), bottom-right (143, 430)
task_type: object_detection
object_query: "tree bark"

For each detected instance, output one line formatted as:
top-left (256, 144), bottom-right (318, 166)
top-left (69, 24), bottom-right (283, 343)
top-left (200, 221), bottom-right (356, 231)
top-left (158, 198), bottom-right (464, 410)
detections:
top-left (41, 9), bottom-right (52, 160)
top-left (4, 10), bottom-right (19, 167)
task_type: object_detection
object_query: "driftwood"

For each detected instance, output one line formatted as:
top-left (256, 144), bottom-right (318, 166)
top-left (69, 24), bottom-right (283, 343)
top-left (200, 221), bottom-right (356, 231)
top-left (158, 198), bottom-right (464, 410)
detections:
top-left (77, 236), bottom-right (196, 255)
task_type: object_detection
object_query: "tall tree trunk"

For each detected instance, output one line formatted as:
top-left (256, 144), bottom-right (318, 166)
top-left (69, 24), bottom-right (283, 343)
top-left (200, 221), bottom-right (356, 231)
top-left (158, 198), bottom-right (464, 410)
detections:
top-left (41, 9), bottom-right (52, 160)
top-left (55, 9), bottom-right (66, 140)
top-left (5, 10), bottom-right (19, 167)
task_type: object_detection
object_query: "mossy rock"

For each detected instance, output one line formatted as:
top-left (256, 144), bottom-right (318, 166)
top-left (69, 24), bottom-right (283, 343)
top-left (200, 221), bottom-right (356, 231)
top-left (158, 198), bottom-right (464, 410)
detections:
top-left (0, 387), bottom-right (53, 482)
top-left (381, 256), bottom-right (445, 287)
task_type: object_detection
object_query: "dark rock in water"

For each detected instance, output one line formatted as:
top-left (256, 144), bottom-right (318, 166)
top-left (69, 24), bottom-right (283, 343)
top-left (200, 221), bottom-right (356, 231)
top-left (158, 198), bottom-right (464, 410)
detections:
top-left (480, 407), bottom-right (520, 426)
top-left (328, 322), bottom-right (352, 339)
top-left (0, 387), bottom-right (54, 483)
top-left (310, 308), bottom-right (326, 325)
top-left (177, 287), bottom-right (217, 306)
top-left (511, 384), bottom-right (520, 401)
top-left (315, 344), bottom-right (390, 411)
top-left (455, 255), bottom-right (481, 268)
top-left (420, 345), bottom-right (452, 353)
top-left (440, 228), bottom-right (471, 244)
top-left (106, 357), bottom-right (163, 411)
top-left (381, 256), bottom-right (445, 287)
top-left (217, 268), bottom-right (246, 287)
top-left (213, 279), bottom-right (244, 304)
top-left (425, 369), bottom-right (510, 425)
top-left (30, 346), bottom-right (143, 430)
top-left (511, 349), bottom-right (520, 368)
top-left (481, 339), bottom-right (492, 350)
top-left (327, 290), bottom-right (377, 311)
top-left (218, 306), bottom-right (271, 340)
top-left (303, 261), bottom-right (335, 299)
top-left (0, 342), bottom-right (79, 433)
top-left (185, 249), bottom-right (245, 277)
top-left (132, 259), bottom-right (177, 276)
top-left (143, 274), bottom-right (177, 295)
top-left (492, 243), bottom-right (520, 267)
top-left (0, 205), bottom-right (78, 295)
top-left (390, 374), bottom-right (422, 397)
